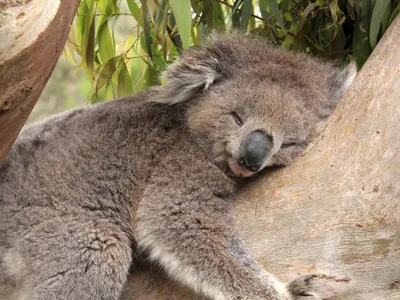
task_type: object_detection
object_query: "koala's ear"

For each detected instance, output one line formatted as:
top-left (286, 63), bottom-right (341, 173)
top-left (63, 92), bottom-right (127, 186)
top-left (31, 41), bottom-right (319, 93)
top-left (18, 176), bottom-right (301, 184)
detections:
top-left (154, 47), bottom-right (221, 104)
top-left (329, 60), bottom-right (357, 101)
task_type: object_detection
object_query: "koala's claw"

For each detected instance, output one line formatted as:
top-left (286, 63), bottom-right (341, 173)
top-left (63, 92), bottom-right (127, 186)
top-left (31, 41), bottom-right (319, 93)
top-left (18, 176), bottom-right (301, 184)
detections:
top-left (287, 274), bottom-right (321, 299)
top-left (287, 273), bottom-right (351, 299)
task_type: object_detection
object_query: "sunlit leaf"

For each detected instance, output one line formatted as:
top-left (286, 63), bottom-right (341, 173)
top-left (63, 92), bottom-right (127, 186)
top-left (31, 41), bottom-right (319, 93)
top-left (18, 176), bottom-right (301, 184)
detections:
top-left (127, 0), bottom-right (141, 20)
top-left (104, 81), bottom-right (114, 101)
top-left (118, 63), bottom-right (134, 96)
top-left (69, 0), bottom-right (399, 101)
top-left (97, 17), bottom-right (115, 64)
top-left (80, 2), bottom-right (96, 77)
top-left (97, 0), bottom-right (113, 14)
top-left (167, 12), bottom-right (183, 51)
top-left (154, 0), bottom-right (166, 29)
top-left (169, 0), bottom-right (192, 50)
top-left (64, 26), bottom-right (80, 66)
top-left (94, 56), bottom-right (122, 98)
top-left (76, 2), bottom-right (87, 42)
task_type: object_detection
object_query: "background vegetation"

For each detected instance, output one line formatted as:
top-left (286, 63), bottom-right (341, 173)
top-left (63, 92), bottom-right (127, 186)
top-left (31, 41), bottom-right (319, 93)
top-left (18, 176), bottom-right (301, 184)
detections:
top-left (30, 0), bottom-right (400, 122)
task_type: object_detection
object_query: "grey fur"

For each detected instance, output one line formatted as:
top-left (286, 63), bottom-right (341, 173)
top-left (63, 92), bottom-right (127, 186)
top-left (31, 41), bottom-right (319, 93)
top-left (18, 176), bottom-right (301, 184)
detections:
top-left (0, 33), bottom-right (356, 300)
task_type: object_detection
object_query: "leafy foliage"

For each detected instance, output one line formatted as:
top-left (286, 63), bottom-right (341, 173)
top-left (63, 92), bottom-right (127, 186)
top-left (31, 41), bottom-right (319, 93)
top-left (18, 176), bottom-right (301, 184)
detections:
top-left (65, 0), bottom-right (400, 102)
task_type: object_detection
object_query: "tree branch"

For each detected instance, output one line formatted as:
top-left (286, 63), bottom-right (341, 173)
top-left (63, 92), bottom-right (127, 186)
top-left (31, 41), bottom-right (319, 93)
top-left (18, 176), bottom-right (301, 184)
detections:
top-left (0, 0), bottom-right (81, 164)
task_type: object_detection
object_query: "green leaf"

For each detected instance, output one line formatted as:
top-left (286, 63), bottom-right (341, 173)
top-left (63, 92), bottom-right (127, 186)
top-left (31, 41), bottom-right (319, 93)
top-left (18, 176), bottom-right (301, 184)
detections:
top-left (159, 0), bottom-right (169, 58)
top-left (240, 0), bottom-right (252, 31)
top-left (354, 0), bottom-right (361, 15)
top-left (214, 1), bottom-right (227, 30)
top-left (97, 17), bottom-right (115, 64)
top-left (360, 0), bottom-right (371, 18)
top-left (80, 2), bottom-right (96, 77)
top-left (118, 64), bottom-right (134, 96)
top-left (143, 6), bottom-right (153, 59)
top-left (169, 0), bottom-right (192, 50)
top-left (370, 0), bottom-right (391, 49)
top-left (381, 0), bottom-right (392, 32)
top-left (259, 0), bottom-right (270, 20)
top-left (297, 3), bottom-right (319, 35)
top-left (94, 56), bottom-right (122, 98)
top-left (167, 12), bottom-right (183, 52)
top-left (266, 0), bottom-right (284, 29)
top-left (85, 18), bottom-right (95, 77)
top-left (104, 81), bottom-right (114, 101)
top-left (198, 0), bottom-right (212, 26)
top-left (97, 0), bottom-right (113, 14)
top-left (232, 0), bottom-right (243, 16)
top-left (387, 4), bottom-right (400, 29)
top-left (76, 2), bottom-right (88, 42)
top-left (64, 26), bottom-right (80, 65)
top-left (154, 0), bottom-right (167, 29)
top-left (330, 25), bottom-right (347, 57)
top-left (352, 19), bottom-right (371, 67)
top-left (112, 0), bottom-right (119, 14)
top-left (127, 0), bottom-right (142, 24)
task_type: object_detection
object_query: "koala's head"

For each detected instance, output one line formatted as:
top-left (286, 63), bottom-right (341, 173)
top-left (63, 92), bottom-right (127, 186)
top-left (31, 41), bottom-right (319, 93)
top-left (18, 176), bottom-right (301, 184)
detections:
top-left (155, 33), bottom-right (356, 177)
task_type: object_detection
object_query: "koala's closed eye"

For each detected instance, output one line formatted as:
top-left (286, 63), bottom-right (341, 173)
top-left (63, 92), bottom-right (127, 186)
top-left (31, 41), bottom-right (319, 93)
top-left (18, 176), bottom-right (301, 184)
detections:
top-left (281, 142), bottom-right (297, 149)
top-left (230, 112), bottom-right (243, 126)
top-left (281, 141), bottom-right (308, 149)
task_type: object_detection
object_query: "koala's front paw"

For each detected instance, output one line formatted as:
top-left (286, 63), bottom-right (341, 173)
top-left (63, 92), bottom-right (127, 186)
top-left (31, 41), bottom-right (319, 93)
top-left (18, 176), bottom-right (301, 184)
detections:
top-left (287, 273), bottom-right (351, 299)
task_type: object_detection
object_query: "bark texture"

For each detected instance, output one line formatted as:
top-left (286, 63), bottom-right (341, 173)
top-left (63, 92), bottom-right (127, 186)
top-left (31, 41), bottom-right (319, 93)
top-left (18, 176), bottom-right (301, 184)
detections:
top-left (0, 0), bottom-right (80, 164)
top-left (122, 14), bottom-right (400, 300)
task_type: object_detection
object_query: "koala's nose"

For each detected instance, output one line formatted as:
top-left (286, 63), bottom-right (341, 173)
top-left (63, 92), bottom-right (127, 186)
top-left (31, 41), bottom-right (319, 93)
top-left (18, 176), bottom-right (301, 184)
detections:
top-left (238, 130), bottom-right (273, 172)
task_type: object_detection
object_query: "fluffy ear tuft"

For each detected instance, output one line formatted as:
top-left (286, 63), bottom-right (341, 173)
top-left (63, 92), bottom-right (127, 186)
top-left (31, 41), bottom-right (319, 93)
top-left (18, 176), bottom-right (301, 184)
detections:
top-left (329, 60), bottom-right (357, 101)
top-left (153, 47), bottom-right (221, 105)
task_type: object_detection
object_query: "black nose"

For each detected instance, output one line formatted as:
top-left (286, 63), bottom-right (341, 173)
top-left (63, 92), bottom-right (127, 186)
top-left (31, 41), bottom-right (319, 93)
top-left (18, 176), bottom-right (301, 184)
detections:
top-left (237, 130), bottom-right (273, 172)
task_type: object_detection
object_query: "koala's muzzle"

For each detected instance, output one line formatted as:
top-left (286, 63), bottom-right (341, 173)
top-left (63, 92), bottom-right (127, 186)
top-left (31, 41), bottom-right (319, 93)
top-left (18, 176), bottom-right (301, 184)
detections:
top-left (237, 130), bottom-right (273, 172)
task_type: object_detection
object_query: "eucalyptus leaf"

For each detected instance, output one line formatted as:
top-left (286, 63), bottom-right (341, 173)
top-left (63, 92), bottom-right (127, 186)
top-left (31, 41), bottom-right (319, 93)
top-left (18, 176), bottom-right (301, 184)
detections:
top-left (240, 0), bottom-right (252, 31)
top-left (266, 0), bottom-right (284, 29)
top-left (388, 4), bottom-right (400, 29)
top-left (97, 17), bottom-right (115, 64)
top-left (169, 0), bottom-right (192, 50)
top-left (69, 0), bottom-right (399, 103)
top-left (118, 63), bottom-right (134, 96)
top-left (370, 0), bottom-right (391, 49)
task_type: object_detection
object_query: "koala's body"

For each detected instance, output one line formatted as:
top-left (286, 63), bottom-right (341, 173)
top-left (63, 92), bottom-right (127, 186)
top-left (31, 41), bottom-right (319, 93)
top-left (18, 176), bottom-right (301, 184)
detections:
top-left (0, 34), bottom-right (356, 300)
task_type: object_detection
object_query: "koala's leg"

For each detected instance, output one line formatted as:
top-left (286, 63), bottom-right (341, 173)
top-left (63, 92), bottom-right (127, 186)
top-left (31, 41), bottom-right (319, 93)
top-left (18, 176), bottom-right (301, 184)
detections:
top-left (4, 217), bottom-right (132, 300)
top-left (136, 155), bottom-right (312, 300)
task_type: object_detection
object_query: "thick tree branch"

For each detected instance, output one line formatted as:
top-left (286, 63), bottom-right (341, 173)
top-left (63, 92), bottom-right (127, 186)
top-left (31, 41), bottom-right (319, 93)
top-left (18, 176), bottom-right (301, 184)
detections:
top-left (0, 0), bottom-right (80, 164)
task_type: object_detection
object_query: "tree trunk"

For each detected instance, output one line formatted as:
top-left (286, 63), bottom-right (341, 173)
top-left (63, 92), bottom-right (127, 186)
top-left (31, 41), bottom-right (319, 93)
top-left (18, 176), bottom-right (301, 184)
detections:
top-left (122, 14), bottom-right (400, 300)
top-left (0, 0), bottom-right (80, 164)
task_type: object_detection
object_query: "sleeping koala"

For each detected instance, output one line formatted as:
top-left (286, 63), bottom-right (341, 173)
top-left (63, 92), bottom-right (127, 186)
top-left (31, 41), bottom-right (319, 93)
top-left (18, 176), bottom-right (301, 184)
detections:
top-left (0, 33), bottom-right (356, 300)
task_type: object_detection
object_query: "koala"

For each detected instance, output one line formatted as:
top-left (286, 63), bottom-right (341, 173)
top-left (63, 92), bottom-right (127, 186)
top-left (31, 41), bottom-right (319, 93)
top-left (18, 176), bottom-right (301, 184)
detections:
top-left (0, 33), bottom-right (356, 300)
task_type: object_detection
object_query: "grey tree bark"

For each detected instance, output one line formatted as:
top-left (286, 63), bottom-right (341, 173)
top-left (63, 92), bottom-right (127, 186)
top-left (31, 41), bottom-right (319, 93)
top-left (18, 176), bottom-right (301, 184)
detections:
top-left (121, 14), bottom-right (400, 300)
top-left (0, 0), bottom-right (80, 164)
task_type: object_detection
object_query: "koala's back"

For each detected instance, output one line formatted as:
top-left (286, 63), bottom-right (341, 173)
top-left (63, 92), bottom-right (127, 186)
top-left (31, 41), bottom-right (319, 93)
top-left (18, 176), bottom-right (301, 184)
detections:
top-left (0, 91), bottom-right (183, 263)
